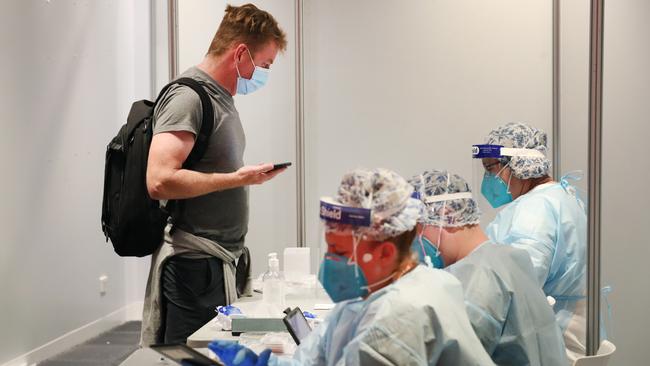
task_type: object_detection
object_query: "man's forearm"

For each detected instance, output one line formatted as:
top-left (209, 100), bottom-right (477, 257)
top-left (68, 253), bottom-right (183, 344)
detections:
top-left (148, 168), bottom-right (241, 200)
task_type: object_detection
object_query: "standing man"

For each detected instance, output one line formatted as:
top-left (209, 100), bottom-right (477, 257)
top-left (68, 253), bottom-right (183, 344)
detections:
top-left (141, 4), bottom-right (288, 345)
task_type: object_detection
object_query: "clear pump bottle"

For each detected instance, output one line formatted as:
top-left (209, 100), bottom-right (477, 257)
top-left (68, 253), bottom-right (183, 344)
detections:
top-left (262, 253), bottom-right (285, 312)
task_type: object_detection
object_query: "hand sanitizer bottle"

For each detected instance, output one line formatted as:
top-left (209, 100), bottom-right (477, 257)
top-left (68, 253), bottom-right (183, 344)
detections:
top-left (262, 253), bottom-right (285, 314)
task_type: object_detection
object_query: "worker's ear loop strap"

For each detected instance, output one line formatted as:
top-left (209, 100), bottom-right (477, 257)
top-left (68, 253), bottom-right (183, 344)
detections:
top-left (350, 190), bottom-right (398, 291)
top-left (365, 271), bottom-right (396, 291)
top-left (494, 161), bottom-right (514, 196)
top-left (435, 173), bottom-right (450, 259)
top-left (500, 134), bottom-right (542, 196)
top-left (351, 189), bottom-right (373, 278)
top-left (351, 232), bottom-right (362, 278)
top-left (350, 230), bottom-right (396, 292)
top-left (416, 175), bottom-right (429, 264)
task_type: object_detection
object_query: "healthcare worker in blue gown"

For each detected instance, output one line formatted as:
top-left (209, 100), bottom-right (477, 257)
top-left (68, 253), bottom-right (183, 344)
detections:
top-left (409, 169), bottom-right (568, 366)
top-left (208, 168), bottom-right (495, 366)
top-left (472, 122), bottom-right (588, 361)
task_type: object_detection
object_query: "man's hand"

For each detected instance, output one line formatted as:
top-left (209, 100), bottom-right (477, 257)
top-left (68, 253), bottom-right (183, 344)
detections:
top-left (235, 163), bottom-right (287, 186)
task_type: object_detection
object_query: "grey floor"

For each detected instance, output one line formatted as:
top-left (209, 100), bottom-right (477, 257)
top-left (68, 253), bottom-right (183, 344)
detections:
top-left (38, 321), bottom-right (141, 366)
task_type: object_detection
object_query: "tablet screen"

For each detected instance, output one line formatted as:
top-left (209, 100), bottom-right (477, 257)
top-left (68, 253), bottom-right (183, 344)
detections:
top-left (283, 308), bottom-right (312, 345)
top-left (151, 343), bottom-right (222, 366)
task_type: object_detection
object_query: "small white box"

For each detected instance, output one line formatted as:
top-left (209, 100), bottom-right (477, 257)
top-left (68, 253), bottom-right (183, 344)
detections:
top-left (283, 247), bottom-right (311, 283)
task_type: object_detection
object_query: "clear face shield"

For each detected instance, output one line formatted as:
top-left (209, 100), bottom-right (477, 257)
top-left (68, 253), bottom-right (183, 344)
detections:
top-left (318, 197), bottom-right (375, 302)
top-left (472, 144), bottom-right (546, 224)
top-left (319, 196), bottom-right (373, 246)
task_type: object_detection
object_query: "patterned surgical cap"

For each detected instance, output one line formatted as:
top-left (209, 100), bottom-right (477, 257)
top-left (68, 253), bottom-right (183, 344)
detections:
top-left (409, 169), bottom-right (481, 227)
top-left (331, 168), bottom-right (423, 241)
top-left (485, 122), bottom-right (551, 179)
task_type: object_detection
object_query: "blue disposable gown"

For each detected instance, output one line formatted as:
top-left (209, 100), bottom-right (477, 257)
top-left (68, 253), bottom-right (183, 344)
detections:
top-left (485, 182), bottom-right (587, 359)
top-left (446, 242), bottom-right (568, 366)
top-left (269, 265), bottom-right (495, 366)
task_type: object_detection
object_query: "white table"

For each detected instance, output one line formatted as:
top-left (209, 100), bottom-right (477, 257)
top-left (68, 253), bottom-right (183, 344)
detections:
top-left (186, 291), bottom-right (332, 348)
top-left (120, 287), bottom-right (333, 365)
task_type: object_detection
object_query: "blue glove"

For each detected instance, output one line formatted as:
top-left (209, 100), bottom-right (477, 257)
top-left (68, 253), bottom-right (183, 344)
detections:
top-left (216, 305), bottom-right (243, 316)
top-left (208, 340), bottom-right (271, 366)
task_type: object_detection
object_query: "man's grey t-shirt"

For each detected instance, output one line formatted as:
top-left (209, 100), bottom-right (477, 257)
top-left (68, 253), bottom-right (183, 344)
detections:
top-left (153, 67), bottom-right (247, 251)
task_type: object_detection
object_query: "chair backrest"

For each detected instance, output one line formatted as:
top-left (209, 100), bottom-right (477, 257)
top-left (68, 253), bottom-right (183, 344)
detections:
top-left (573, 340), bottom-right (617, 366)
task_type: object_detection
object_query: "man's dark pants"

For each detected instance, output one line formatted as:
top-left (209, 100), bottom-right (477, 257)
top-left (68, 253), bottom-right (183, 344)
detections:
top-left (161, 256), bottom-right (226, 343)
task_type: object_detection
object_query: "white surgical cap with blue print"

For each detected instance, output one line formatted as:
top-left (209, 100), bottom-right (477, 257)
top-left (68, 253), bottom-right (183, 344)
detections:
top-left (409, 170), bottom-right (481, 227)
top-left (333, 168), bottom-right (423, 241)
top-left (485, 122), bottom-right (551, 179)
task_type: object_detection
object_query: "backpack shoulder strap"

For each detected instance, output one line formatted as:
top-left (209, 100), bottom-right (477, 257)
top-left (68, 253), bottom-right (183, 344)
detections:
top-left (172, 77), bottom-right (215, 168)
top-left (154, 77), bottom-right (215, 168)
top-left (153, 77), bottom-right (216, 232)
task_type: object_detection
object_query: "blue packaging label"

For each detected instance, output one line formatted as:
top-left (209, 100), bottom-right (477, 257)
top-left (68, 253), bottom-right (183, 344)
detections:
top-left (472, 144), bottom-right (503, 158)
top-left (320, 198), bottom-right (372, 227)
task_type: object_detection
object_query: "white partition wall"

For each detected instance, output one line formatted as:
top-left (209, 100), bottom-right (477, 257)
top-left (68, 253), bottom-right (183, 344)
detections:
top-left (3, 1), bottom-right (648, 364)
top-left (177, 0), bottom-right (298, 276)
top-left (302, 0), bottom-right (554, 264)
top-left (0, 1), bottom-right (152, 364)
top-left (600, 0), bottom-right (650, 364)
top-left (558, 0), bottom-right (650, 362)
top-left (559, 0), bottom-right (589, 195)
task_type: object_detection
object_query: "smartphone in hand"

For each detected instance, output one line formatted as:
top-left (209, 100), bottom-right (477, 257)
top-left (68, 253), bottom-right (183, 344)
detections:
top-left (270, 162), bottom-right (292, 172)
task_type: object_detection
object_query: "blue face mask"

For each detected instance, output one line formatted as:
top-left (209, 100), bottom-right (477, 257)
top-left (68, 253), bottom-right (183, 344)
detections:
top-left (411, 235), bottom-right (445, 269)
top-left (236, 48), bottom-right (269, 95)
top-left (481, 172), bottom-right (513, 208)
top-left (318, 252), bottom-right (369, 302)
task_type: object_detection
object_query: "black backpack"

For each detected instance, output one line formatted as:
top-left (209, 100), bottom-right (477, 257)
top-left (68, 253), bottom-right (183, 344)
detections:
top-left (101, 77), bottom-right (214, 257)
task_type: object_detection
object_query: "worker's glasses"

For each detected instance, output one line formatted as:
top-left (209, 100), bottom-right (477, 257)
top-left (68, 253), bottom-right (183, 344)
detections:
top-left (483, 161), bottom-right (502, 174)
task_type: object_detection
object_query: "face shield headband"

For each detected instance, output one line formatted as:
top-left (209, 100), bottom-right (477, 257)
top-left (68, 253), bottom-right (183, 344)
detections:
top-left (472, 144), bottom-right (546, 160)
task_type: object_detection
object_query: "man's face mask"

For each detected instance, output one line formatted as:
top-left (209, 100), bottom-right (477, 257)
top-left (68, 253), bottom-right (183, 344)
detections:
top-left (235, 47), bottom-right (269, 95)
